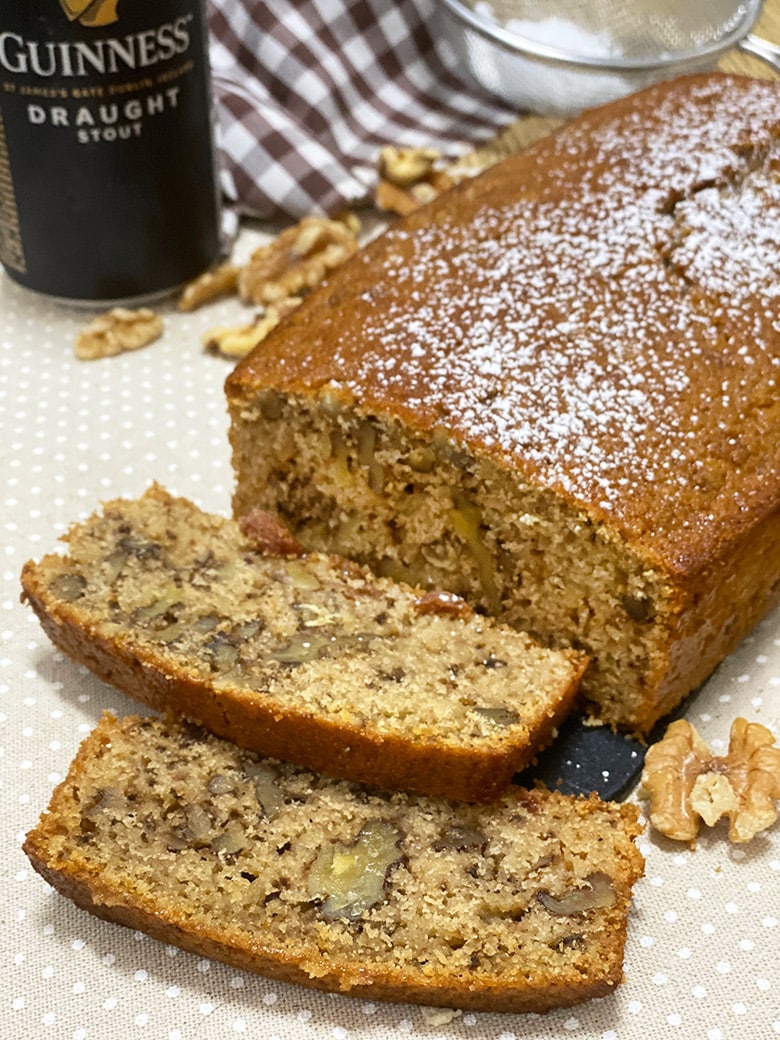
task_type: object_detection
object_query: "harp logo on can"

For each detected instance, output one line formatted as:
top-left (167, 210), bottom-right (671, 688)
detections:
top-left (58, 1), bottom-right (120, 28)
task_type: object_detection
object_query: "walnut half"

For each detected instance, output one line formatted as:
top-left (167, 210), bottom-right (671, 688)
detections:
top-left (238, 215), bottom-right (359, 307)
top-left (641, 718), bottom-right (780, 844)
top-left (74, 307), bottom-right (163, 360)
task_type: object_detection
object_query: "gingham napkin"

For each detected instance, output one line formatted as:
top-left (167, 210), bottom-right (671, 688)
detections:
top-left (207, 0), bottom-right (518, 220)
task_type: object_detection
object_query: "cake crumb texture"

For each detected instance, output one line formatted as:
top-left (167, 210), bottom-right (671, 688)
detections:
top-left (23, 713), bottom-right (645, 1014)
top-left (20, 484), bottom-right (586, 802)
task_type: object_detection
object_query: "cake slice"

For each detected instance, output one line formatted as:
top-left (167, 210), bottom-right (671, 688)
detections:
top-left (20, 484), bottom-right (587, 802)
top-left (23, 712), bottom-right (645, 1013)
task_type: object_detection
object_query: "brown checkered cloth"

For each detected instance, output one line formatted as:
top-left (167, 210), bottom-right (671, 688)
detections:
top-left (207, 0), bottom-right (518, 220)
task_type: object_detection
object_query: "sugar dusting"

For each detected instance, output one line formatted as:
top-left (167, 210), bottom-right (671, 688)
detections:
top-left (328, 77), bottom-right (780, 545)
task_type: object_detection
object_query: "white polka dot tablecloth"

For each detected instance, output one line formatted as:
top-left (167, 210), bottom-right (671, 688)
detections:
top-left (1, 250), bottom-right (779, 1040)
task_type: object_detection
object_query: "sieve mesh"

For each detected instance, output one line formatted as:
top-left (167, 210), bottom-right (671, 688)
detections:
top-left (469, 0), bottom-right (763, 64)
top-left (435, 0), bottom-right (778, 115)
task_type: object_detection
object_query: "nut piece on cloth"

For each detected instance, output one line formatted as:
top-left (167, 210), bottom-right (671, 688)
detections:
top-left (375, 146), bottom-right (456, 215)
top-left (199, 214), bottom-right (359, 359)
top-left (238, 216), bottom-right (359, 305)
top-left (641, 718), bottom-right (780, 845)
top-left (74, 307), bottom-right (163, 360)
top-left (178, 262), bottom-right (241, 312)
top-left (207, 0), bottom-right (518, 219)
top-left (202, 298), bottom-right (301, 359)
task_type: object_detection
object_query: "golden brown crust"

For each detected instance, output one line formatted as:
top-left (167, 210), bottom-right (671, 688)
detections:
top-left (23, 839), bottom-right (624, 1012)
top-left (226, 73), bottom-right (780, 734)
top-left (21, 575), bottom-right (584, 802)
top-left (20, 488), bottom-right (587, 803)
top-left (23, 714), bottom-right (643, 1014)
top-left (635, 503), bottom-right (780, 731)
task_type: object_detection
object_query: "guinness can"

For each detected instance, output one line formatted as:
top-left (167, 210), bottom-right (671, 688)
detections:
top-left (0, 0), bottom-right (221, 303)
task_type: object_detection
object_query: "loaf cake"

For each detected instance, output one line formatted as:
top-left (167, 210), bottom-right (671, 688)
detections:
top-left (226, 72), bottom-right (780, 735)
top-left (20, 484), bottom-right (587, 802)
top-left (23, 712), bottom-right (645, 1013)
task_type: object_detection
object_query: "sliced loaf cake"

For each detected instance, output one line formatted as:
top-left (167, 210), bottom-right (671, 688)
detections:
top-left (21, 484), bottom-right (587, 802)
top-left (24, 712), bottom-right (645, 1013)
top-left (225, 73), bottom-right (780, 734)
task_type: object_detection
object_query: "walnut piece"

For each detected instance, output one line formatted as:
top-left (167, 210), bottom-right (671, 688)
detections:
top-left (74, 307), bottom-right (163, 360)
top-left (239, 508), bottom-right (304, 557)
top-left (306, 820), bottom-right (403, 919)
top-left (244, 761), bottom-right (284, 818)
top-left (375, 145), bottom-right (455, 215)
top-left (378, 145), bottom-right (441, 188)
top-left (238, 215), bottom-right (359, 306)
top-left (202, 298), bottom-right (301, 358)
top-left (177, 262), bottom-right (241, 312)
top-left (49, 572), bottom-right (87, 602)
top-left (642, 718), bottom-right (780, 844)
top-left (413, 589), bottom-right (473, 619)
top-left (450, 491), bottom-right (501, 614)
top-left (538, 872), bottom-right (616, 915)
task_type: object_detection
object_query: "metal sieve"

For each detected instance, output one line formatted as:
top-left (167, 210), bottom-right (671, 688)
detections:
top-left (433, 0), bottom-right (780, 115)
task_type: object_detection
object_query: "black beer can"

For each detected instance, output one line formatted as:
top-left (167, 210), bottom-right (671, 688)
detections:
top-left (0, 0), bottom-right (222, 303)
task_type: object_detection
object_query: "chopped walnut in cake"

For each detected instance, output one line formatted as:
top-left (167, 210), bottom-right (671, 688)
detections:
top-left (239, 508), bottom-right (305, 557)
top-left (413, 589), bottom-right (473, 619)
top-left (306, 820), bottom-right (403, 919)
top-left (641, 718), bottom-right (780, 845)
top-left (74, 307), bottom-right (163, 360)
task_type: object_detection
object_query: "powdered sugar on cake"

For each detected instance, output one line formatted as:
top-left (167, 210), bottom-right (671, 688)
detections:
top-left (317, 78), bottom-right (780, 545)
